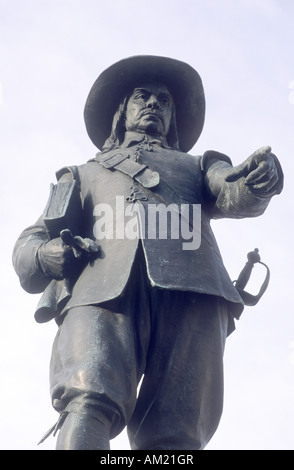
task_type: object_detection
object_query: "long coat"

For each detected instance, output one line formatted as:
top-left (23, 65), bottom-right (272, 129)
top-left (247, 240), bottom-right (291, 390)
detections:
top-left (12, 136), bottom-right (281, 321)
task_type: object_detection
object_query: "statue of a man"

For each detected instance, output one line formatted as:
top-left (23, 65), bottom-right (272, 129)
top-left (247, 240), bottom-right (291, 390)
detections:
top-left (13, 56), bottom-right (283, 450)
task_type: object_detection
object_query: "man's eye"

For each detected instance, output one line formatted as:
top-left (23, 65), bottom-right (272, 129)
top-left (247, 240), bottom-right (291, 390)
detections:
top-left (159, 95), bottom-right (171, 106)
top-left (135, 92), bottom-right (149, 101)
top-left (139, 93), bottom-right (149, 100)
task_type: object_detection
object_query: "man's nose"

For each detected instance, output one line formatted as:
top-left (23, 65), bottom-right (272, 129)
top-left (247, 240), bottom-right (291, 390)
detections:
top-left (147, 94), bottom-right (159, 109)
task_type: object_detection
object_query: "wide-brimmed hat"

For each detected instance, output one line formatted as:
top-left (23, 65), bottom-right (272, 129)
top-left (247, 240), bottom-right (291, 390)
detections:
top-left (84, 55), bottom-right (205, 152)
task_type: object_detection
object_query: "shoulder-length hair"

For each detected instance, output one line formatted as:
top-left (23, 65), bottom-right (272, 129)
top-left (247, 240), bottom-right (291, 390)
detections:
top-left (102, 93), bottom-right (180, 152)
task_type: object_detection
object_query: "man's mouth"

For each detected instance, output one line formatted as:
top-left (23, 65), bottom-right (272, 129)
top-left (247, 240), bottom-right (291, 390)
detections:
top-left (141, 111), bottom-right (162, 122)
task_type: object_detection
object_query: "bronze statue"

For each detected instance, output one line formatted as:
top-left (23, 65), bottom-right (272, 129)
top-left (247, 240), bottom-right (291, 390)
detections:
top-left (12, 56), bottom-right (283, 450)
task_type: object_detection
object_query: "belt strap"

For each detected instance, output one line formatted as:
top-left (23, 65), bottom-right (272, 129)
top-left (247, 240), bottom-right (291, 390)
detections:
top-left (96, 152), bottom-right (160, 189)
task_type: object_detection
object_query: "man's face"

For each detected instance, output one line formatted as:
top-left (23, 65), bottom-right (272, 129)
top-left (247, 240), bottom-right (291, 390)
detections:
top-left (125, 81), bottom-right (174, 138)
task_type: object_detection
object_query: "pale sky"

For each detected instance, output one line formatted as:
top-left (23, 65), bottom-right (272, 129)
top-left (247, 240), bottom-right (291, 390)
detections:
top-left (1, 0), bottom-right (294, 450)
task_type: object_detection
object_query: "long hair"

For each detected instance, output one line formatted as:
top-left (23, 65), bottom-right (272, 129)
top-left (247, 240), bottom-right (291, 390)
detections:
top-left (102, 94), bottom-right (180, 153)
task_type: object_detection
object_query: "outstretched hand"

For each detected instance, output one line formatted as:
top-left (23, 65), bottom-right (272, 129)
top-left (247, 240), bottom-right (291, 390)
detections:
top-left (225, 146), bottom-right (280, 196)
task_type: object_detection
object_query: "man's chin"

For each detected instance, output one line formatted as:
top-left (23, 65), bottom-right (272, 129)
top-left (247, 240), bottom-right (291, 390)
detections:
top-left (140, 120), bottom-right (163, 136)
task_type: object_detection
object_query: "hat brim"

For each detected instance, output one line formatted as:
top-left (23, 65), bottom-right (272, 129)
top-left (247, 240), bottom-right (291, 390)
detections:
top-left (84, 55), bottom-right (205, 152)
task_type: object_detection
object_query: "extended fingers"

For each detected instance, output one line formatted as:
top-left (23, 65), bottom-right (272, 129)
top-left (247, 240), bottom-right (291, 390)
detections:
top-left (225, 146), bottom-right (273, 183)
top-left (245, 157), bottom-right (279, 194)
top-left (251, 146), bottom-right (272, 158)
top-left (245, 157), bottom-right (274, 184)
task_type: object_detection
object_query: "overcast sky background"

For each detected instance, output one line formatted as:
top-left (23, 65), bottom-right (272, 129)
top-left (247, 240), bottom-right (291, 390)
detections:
top-left (0, 0), bottom-right (293, 450)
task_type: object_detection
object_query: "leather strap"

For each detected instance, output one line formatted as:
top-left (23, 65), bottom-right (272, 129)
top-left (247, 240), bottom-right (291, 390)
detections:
top-left (96, 152), bottom-right (160, 189)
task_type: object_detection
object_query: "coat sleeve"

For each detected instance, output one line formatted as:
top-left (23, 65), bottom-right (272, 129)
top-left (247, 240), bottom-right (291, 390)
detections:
top-left (201, 150), bottom-right (283, 219)
top-left (12, 169), bottom-right (75, 294)
top-left (12, 216), bottom-right (52, 294)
